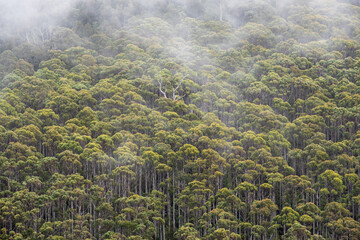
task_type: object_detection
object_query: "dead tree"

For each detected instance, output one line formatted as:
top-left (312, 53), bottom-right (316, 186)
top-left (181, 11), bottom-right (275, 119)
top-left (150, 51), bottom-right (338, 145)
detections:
top-left (157, 74), bottom-right (167, 98)
top-left (157, 73), bottom-right (187, 101)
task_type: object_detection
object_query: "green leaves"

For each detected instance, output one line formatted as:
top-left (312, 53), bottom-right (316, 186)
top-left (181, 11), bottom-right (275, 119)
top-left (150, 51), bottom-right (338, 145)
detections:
top-left (1, 1), bottom-right (360, 239)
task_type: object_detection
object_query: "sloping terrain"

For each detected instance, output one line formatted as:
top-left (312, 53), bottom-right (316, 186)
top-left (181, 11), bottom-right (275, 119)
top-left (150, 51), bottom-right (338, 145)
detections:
top-left (0, 0), bottom-right (360, 239)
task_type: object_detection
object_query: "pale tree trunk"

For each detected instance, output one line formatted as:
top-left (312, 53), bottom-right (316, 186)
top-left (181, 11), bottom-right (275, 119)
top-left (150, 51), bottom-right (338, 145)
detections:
top-left (219, 0), bottom-right (223, 21)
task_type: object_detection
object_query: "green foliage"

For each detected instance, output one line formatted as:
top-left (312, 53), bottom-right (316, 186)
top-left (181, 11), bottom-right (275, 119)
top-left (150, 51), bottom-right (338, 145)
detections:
top-left (0, 0), bottom-right (360, 239)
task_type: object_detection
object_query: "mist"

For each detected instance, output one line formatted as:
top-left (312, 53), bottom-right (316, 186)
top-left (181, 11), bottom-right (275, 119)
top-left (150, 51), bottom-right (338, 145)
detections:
top-left (0, 0), bottom-right (359, 65)
top-left (0, 0), bottom-right (357, 42)
top-left (0, 0), bottom-right (80, 41)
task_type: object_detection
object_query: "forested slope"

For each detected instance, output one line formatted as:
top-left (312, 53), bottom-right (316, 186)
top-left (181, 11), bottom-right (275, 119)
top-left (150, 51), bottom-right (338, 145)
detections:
top-left (1, 0), bottom-right (360, 239)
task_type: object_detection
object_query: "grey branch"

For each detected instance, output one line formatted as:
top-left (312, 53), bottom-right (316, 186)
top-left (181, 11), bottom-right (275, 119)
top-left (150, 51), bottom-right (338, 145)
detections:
top-left (157, 73), bottom-right (187, 100)
top-left (172, 75), bottom-right (186, 101)
top-left (157, 74), bottom-right (167, 98)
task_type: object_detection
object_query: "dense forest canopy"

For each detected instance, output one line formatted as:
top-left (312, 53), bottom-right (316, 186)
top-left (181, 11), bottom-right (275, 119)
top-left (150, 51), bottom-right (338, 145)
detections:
top-left (1, 0), bottom-right (360, 239)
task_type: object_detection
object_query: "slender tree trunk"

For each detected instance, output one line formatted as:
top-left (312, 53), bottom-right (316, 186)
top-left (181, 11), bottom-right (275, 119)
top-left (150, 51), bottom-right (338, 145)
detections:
top-left (219, 0), bottom-right (223, 21)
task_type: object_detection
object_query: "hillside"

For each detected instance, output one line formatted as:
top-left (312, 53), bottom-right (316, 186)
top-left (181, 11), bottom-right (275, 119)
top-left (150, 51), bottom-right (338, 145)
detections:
top-left (0, 0), bottom-right (360, 239)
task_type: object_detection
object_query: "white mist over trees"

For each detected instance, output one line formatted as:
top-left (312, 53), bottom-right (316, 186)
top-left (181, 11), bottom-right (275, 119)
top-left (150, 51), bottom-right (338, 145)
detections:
top-left (0, 0), bottom-right (77, 41)
top-left (2, 0), bottom-right (357, 41)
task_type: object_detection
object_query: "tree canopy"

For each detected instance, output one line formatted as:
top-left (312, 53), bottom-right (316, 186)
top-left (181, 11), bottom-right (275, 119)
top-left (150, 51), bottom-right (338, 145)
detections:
top-left (1, 0), bottom-right (360, 239)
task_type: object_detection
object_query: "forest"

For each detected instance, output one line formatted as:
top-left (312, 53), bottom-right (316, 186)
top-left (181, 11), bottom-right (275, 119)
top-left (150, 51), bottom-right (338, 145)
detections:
top-left (0, 0), bottom-right (360, 239)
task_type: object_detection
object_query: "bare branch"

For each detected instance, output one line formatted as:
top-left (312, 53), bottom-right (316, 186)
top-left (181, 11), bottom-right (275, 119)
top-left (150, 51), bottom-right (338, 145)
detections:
top-left (157, 74), bottom-right (167, 98)
top-left (172, 75), bottom-right (186, 101)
